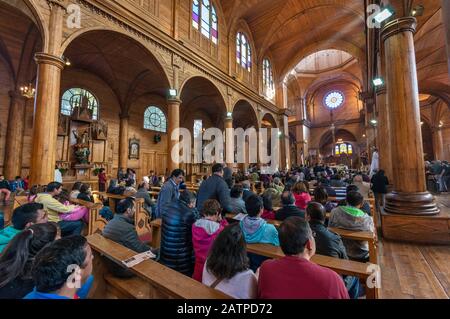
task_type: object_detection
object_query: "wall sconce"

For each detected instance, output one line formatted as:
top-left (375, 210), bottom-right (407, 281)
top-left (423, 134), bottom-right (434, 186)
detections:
top-left (168, 89), bottom-right (178, 98)
top-left (20, 83), bottom-right (35, 99)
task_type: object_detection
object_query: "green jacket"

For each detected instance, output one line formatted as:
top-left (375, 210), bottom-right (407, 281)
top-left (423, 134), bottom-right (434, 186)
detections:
top-left (0, 226), bottom-right (21, 253)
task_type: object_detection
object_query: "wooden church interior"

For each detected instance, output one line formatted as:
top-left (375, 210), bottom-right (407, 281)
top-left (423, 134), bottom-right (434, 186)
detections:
top-left (0, 0), bottom-right (449, 299)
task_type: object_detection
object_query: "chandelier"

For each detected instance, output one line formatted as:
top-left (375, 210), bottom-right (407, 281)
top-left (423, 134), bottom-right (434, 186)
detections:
top-left (20, 83), bottom-right (35, 99)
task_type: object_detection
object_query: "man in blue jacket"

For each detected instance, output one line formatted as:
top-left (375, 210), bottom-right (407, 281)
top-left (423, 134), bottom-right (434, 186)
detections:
top-left (155, 169), bottom-right (185, 218)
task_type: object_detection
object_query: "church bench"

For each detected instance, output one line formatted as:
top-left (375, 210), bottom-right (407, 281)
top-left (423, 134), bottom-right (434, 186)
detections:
top-left (226, 213), bottom-right (377, 264)
top-left (150, 218), bottom-right (162, 248)
top-left (246, 243), bottom-right (380, 299)
top-left (69, 198), bottom-right (106, 236)
top-left (87, 234), bottom-right (231, 299)
top-left (80, 195), bottom-right (151, 237)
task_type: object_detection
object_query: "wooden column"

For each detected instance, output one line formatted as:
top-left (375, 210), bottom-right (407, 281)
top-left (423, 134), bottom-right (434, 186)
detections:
top-left (381, 17), bottom-right (439, 215)
top-left (4, 91), bottom-right (27, 179)
top-left (281, 114), bottom-right (290, 170)
top-left (167, 98), bottom-right (181, 173)
top-left (30, 1), bottom-right (66, 185)
top-left (431, 126), bottom-right (444, 160)
top-left (375, 85), bottom-right (393, 181)
top-left (225, 116), bottom-right (233, 168)
top-left (119, 115), bottom-right (129, 169)
top-left (441, 0), bottom-right (450, 73)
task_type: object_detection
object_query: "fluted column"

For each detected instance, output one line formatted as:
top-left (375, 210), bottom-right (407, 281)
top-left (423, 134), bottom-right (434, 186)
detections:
top-left (375, 85), bottom-right (393, 181)
top-left (119, 115), bottom-right (129, 169)
top-left (30, 1), bottom-right (66, 185)
top-left (381, 17), bottom-right (439, 215)
top-left (4, 91), bottom-right (27, 179)
top-left (167, 98), bottom-right (181, 173)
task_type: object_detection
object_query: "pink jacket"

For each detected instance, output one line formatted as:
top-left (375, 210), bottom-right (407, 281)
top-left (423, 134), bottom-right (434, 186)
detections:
top-left (192, 219), bottom-right (228, 282)
top-left (294, 192), bottom-right (312, 210)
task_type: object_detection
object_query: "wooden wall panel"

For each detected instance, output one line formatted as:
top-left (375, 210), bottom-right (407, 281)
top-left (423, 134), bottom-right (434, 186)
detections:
top-left (0, 60), bottom-right (12, 171)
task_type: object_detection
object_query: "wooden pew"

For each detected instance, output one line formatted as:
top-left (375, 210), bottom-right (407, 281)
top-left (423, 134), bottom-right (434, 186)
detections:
top-left (150, 218), bottom-right (162, 248)
top-left (329, 227), bottom-right (378, 264)
top-left (246, 243), bottom-right (379, 299)
top-left (91, 193), bottom-right (151, 238)
top-left (70, 198), bottom-right (106, 236)
top-left (226, 213), bottom-right (377, 264)
top-left (87, 234), bottom-right (231, 299)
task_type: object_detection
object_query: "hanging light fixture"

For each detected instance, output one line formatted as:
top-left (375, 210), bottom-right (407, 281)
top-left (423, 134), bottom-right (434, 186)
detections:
top-left (20, 83), bottom-right (35, 99)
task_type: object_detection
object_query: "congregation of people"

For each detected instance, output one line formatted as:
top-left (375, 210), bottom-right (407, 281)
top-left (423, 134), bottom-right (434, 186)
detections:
top-left (0, 159), bottom-right (394, 300)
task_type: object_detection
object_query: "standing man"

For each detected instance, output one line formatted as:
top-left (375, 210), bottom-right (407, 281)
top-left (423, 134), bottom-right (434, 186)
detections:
top-left (155, 169), bottom-right (185, 218)
top-left (196, 164), bottom-right (233, 214)
top-left (369, 147), bottom-right (379, 178)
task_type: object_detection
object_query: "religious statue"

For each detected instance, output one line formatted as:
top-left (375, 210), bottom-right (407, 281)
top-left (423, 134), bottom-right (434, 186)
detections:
top-left (73, 129), bottom-right (91, 164)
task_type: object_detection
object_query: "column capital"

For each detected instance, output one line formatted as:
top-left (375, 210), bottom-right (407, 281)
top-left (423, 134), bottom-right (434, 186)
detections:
top-left (119, 113), bottom-right (130, 120)
top-left (381, 17), bottom-right (417, 43)
top-left (8, 90), bottom-right (27, 101)
top-left (375, 85), bottom-right (387, 96)
top-left (34, 52), bottom-right (66, 70)
top-left (167, 98), bottom-right (182, 105)
top-left (47, 0), bottom-right (68, 11)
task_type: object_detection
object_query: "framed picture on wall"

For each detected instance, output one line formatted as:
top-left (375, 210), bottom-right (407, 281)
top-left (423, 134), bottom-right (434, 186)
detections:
top-left (129, 138), bottom-right (140, 160)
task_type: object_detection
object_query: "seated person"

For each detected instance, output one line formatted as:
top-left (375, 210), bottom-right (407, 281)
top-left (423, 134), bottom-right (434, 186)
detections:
top-left (135, 182), bottom-right (155, 218)
top-left (160, 191), bottom-right (198, 277)
top-left (262, 184), bottom-right (282, 208)
top-left (203, 224), bottom-right (257, 299)
top-left (192, 199), bottom-right (228, 282)
top-left (329, 191), bottom-right (375, 262)
top-left (306, 203), bottom-right (361, 299)
top-left (0, 223), bottom-right (60, 299)
top-left (338, 185), bottom-right (371, 216)
top-left (0, 175), bottom-right (11, 204)
top-left (229, 185), bottom-right (247, 215)
top-left (261, 192), bottom-right (275, 220)
top-left (272, 177), bottom-right (285, 194)
top-left (292, 182), bottom-right (311, 210)
top-left (0, 203), bottom-right (48, 253)
top-left (102, 198), bottom-right (152, 254)
top-left (241, 180), bottom-right (255, 202)
top-left (313, 186), bottom-right (337, 213)
top-left (275, 191), bottom-right (305, 221)
top-left (24, 236), bottom-right (94, 299)
top-left (77, 184), bottom-right (94, 203)
top-left (124, 179), bottom-right (137, 196)
top-left (257, 217), bottom-right (349, 299)
top-left (69, 182), bottom-right (83, 200)
top-left (240, 195), bottom-right (279, 246)
top-left (352, 175), bottom-right (371, 199)
top-left (35, 182), bottom-right (85, 237)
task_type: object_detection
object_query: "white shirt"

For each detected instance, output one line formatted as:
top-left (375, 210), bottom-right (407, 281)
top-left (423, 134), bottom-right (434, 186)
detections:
top-left (370, 151), bottom-right (379, 177)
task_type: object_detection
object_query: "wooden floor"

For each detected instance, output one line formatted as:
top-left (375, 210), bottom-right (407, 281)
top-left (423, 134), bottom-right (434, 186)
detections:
top-left (1, 195), bottom-right (449, 299)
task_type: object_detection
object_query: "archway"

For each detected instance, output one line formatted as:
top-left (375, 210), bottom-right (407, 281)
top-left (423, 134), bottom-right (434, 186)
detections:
top-left (0, 0), bottom-right (43, 179)
top-left (179, 76), bottom-right (227, 175)
top-left (421, 120), bottom-right (434, 162)
top-left (319, 129), bottom-right (358, 167)
top-left (61, 29), bottom-right (172, 182)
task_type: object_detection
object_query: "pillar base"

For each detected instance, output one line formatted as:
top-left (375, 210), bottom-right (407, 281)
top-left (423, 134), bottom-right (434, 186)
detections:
top-left (381, 208), bottom-right (450, 245)
top-left (384, 191), bottom-right (440, 216)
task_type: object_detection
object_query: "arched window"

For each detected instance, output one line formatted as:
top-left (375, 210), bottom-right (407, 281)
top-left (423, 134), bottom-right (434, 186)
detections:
top-left (61, 88), bottom-right (99, 120)
top-left (236, 32), bottom-right (252, 71)
top-left (334, 142), bottom-right (353, 156)
top-left (192, 0), bottom-right (218, 44)
top-left (144, 106), bottom-right (167, 133)
top-left (263, 58), bottom-right (274, 99)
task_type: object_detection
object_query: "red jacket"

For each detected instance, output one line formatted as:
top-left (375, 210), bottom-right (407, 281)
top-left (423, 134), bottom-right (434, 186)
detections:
top-left (294, 192), bottom-right (312, 210)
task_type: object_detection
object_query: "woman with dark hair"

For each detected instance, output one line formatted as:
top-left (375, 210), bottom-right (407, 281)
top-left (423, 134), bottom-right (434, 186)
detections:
top-left (313, 186), bottom-right (336, 213)
top-left (202, 224), bottom-right (257, 299)
top-left (261, 192), bottom-right (275, 220)
top-left (27, 185), bottom-right (40, 203)
top-left (77, 184), bottom-right (94, 203)
top-left (0, 222), bottom-right (60, 299)
top-left (70, 182), bottom-right (83, 200)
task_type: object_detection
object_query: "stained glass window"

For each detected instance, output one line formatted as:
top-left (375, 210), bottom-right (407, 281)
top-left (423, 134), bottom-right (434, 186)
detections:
top-left (263, 58), bottom-right (274, 99)
top-left (236, 32), bottom-right (252, 71)
top-left (192, 0), bottom-right (218, 44)
top-left (194, 120), bottom-right (203, 138)
top-left (335, 143), bottom-right (353, 156)
top-left (144, 106), bottom-right (167, 133)
top-left (61, 88), bottom-right (99, 120)
top-left (324, 91), bottom-right (345, 109)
